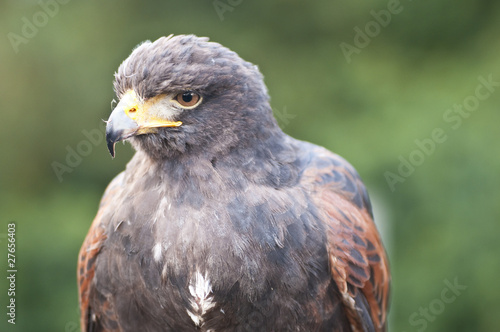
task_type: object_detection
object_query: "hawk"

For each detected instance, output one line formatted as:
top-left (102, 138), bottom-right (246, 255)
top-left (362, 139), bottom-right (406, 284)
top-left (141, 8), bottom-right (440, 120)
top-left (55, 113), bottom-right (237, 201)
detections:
top-left (78, 34), bottom-right (390, 332)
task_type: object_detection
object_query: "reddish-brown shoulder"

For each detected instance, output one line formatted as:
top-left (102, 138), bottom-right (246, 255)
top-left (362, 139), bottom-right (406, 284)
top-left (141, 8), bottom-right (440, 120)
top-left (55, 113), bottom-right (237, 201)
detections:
top-left (302, 147), bottom-right (390, 331)
top-left (78, 173), bottom-right (124, 332)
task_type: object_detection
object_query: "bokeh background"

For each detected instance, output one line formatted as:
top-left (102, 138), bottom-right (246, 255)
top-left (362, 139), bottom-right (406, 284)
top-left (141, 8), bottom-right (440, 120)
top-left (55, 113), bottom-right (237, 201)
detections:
top-left (1, 0), bottom-right (499, 331)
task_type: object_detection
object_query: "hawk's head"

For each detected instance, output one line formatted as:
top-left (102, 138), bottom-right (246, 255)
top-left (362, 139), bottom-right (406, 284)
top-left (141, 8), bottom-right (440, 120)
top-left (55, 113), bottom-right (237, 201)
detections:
top-left (106, 35), bottom-right (278, 160)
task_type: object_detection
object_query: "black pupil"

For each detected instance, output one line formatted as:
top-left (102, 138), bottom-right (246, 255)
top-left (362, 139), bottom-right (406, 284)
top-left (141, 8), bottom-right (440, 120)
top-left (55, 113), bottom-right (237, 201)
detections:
top-left (182, 92), bottom-right (193, 103)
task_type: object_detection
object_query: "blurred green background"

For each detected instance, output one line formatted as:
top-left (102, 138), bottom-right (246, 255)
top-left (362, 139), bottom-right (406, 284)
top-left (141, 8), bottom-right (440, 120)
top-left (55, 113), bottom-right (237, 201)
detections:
top-left (1, 0), bottom-right (499, 331)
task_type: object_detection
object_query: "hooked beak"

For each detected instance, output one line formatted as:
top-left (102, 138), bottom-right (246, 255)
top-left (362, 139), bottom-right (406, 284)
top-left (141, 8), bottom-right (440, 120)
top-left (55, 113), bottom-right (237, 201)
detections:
top-left (105, 103), bottom-right (140, 158)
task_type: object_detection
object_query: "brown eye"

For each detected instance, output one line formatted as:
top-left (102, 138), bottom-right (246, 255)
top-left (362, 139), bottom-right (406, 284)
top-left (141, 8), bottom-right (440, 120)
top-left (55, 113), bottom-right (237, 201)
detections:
top-left (175, 91), bottom-right (201, 108)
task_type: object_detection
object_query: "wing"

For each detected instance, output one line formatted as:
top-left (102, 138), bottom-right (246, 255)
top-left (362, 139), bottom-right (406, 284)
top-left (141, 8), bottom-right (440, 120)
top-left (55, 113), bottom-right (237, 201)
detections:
top-left (302, 145), bottom-right (390, 332)
top-left (78, 172), bottom-right (124, 332)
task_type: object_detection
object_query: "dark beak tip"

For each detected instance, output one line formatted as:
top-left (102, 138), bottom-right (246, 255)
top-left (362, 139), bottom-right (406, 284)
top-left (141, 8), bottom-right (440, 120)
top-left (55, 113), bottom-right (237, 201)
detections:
top-left (105, 126), bottom-right (117, 158)
top-left (105, 105), bottom-right (140, 158)
top-left (107, 140), bottom-right (116, 158)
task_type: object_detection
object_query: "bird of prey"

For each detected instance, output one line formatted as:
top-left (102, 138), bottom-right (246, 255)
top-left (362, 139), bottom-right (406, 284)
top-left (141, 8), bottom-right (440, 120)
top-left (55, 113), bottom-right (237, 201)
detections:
top-left (78, 34), bottom-right (390, 332)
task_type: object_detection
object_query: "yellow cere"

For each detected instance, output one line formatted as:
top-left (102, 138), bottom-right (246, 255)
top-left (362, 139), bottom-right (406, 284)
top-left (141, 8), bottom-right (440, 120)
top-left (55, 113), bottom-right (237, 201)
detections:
top-left (121, 90), bottom-right (182, 129)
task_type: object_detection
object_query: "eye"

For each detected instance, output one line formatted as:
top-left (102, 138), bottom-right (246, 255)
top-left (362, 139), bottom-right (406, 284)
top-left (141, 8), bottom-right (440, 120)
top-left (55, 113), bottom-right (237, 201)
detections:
top-left (174, 91), bottom-right (202, 108)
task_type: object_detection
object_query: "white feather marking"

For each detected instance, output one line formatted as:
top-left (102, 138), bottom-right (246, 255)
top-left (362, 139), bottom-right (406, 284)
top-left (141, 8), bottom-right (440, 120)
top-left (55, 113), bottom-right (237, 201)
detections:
top-left (186, 309), bottom-right (200, 326)
top-left (155, 197), bottom-right (169, 221)
top-left (187, 271), bottom-right (216, 326)
top-left (152, 243), bottom-right (162, 262)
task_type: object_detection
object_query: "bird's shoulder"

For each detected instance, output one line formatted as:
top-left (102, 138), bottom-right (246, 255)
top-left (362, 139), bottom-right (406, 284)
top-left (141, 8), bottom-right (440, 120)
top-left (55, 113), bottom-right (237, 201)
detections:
top-left (293, 140), bottom-right (390, 332)
top-left (293, 140), bottom-right (372, 215)
top-left (78, 172), bottom-right (125, 332)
